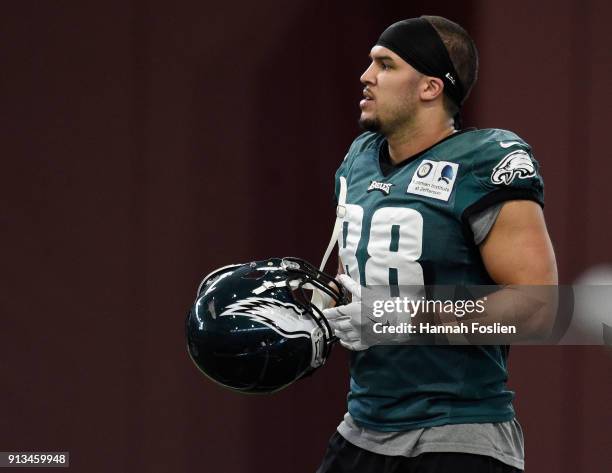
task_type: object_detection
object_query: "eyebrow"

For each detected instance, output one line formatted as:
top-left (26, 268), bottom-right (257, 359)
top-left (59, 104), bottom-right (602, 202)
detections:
top-left (369, 54), bottom-right (395, 62)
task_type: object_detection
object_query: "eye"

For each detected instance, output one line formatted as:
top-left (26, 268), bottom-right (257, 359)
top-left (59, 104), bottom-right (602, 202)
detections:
top-left (381, 62), bottom-right (391, 71)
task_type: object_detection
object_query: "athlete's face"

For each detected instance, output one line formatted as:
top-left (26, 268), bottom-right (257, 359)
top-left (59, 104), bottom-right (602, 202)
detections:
top-left (359, 46), bottom-right (424, 135)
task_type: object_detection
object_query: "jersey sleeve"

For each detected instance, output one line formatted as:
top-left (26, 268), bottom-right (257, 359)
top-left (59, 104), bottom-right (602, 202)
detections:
top-left (458, 131), bottom-right (545, 225)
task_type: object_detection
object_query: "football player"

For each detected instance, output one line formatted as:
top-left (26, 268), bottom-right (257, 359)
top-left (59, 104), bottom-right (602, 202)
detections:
top-left (316, 16), bottom-right (557, 473)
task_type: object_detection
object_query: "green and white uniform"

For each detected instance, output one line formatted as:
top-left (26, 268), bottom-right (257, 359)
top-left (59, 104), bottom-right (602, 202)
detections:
top-left (334, 128), bottom-right (544, 469)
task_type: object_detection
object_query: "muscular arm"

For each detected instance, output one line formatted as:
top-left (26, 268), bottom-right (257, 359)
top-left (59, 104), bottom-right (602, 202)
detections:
top-left (468, 200), bottom-right (558, 340)
top-left (480, 200), bottom-right (558, 340)
top-left (430, 200), bottom-right (558, 342)
top-left (480, 200), bottom-right (557, 285)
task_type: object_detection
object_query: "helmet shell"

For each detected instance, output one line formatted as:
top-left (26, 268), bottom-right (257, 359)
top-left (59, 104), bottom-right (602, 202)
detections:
top-left (186, 258), bottom-right (327, 393)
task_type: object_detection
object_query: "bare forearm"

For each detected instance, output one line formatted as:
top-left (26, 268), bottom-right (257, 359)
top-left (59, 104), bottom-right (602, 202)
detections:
top-left (430, 285), bottom-right (558, 343)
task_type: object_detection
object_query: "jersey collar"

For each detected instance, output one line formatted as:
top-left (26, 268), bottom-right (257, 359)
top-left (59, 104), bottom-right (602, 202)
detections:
top-left (378, 127), bottom-right (476, 178)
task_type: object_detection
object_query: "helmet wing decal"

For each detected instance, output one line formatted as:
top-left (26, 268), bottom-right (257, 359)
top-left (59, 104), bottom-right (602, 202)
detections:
top-left (218, 297), bottom-right (314, 339)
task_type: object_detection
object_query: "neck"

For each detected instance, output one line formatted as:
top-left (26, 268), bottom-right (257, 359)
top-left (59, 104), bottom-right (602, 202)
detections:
top-left (386, 115), bottom-right (455, 165)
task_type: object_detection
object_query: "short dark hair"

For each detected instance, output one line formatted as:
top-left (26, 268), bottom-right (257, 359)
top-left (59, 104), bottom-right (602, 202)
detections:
top-left (422, 15), bottom-right (479, 116)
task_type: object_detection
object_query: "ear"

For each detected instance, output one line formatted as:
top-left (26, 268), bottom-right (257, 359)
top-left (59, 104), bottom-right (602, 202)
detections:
top-left (420, 76), bottom-right (445, 102)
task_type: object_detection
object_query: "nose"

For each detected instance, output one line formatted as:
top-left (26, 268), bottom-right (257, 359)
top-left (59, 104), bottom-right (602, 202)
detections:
top-left (360, 62), bottom-right (376, 86)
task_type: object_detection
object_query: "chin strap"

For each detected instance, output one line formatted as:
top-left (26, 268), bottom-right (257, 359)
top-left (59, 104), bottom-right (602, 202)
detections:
top-left (311, 176), bottom-right (347, 310)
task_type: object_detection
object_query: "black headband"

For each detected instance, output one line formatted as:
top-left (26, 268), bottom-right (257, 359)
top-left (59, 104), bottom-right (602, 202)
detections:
top-left (376, 18), bottom-right (465, 108)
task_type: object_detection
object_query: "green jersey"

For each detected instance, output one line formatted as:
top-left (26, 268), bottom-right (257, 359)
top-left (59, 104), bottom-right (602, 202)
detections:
top-left (334, 128), bottom-right (544, 431)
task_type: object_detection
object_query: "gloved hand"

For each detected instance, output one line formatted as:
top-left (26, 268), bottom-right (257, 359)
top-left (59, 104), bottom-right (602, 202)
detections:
top-left (322, 274), bottom-right (371, 351)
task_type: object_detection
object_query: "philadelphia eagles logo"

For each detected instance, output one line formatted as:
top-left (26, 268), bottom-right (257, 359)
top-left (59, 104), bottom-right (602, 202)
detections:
top-left (367, 180), bottom-right (394, 195)
top-left (491, 150), bottom-right (536, 185)
top-left (218, 297), bottom-right (314, 338)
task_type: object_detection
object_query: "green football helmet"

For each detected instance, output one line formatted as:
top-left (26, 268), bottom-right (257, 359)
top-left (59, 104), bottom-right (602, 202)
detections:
top-left (186, 257), bottom-right (347, 394)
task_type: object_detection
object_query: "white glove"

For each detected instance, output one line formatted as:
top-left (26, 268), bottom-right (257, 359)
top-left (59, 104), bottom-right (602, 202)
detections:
top-left (322, 274), bottom-right (371, 351)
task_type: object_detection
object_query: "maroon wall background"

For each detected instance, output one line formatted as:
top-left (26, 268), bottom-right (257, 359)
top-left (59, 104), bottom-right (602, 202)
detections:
top-left (1, 1), bottom-right (610, 472)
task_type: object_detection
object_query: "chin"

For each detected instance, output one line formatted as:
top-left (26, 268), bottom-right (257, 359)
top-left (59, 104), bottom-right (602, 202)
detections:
top-left (358, 115), bottom-right (382, 132)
